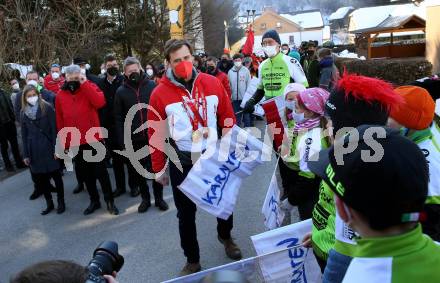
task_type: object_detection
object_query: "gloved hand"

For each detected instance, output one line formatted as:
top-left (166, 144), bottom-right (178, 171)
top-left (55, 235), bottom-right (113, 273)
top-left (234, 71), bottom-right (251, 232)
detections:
top-left (243, 98), bottom-right (256, 114)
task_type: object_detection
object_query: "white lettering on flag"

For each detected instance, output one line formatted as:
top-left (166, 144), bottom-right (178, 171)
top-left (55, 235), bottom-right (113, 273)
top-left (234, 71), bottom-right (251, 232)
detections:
top-left (179, 125), bottom-right (270, 220)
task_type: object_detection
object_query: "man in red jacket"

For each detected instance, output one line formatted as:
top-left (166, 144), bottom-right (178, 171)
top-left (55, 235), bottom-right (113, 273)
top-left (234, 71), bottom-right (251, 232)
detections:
top-left (43, 63), bottom-right (65, 95)
top-left (56, 64), bottom-right (119, 216)
top-left (206, 56), bottom-right (232, 98)
top-left (148, 39), bottom-right (242, 276)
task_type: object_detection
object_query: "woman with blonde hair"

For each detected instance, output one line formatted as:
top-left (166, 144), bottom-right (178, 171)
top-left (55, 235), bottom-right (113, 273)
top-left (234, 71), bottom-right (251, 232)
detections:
top-left (21, 85), bottom-right (65, 215)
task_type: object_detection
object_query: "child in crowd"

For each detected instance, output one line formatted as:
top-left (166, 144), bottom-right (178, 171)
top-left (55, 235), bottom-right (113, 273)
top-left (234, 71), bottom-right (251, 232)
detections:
top-left (309, 125), bottom-right (440, 283)
top-left (388, 85), bottom-right (440, 241)
top-left (280, 86), bottom-right (330, 222)
top-left (305, 74), bottom-right (403, 280)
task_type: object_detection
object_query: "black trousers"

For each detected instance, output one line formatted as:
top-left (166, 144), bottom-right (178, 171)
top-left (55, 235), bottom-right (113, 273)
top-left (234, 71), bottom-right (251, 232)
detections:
top-left (169, 161), bottom-right (233, 264)
top-left (33, 170), bottom-right (64, 202)
top-left (0, 121), bottom-right (22, 167)
top-left (74, 143), bottom-right (113, 203)
top-left (283, 163), bottom-right (320, 221)
top-left (126, 140), bottom-right (163, 201)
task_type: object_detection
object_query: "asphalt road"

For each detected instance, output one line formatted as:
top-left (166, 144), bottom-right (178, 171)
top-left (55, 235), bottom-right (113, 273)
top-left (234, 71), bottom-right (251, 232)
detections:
top-left (0, 128), bottom-right (299, 283)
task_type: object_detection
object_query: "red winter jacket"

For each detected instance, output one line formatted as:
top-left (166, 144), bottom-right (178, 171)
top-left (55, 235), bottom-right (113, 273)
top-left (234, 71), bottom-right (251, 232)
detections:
top-left (44, 74), bottom-right (65, 95)
top-left (215, 70), bottom-right (232, 99)
top-left (55, 80), bottom-right (106, 149)
top-left (147, 70), bottom-right (236, 173)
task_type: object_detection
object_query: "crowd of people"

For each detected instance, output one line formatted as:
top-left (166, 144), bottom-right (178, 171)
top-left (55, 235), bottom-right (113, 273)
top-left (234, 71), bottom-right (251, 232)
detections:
top-left (3, 27), bottom-right (440, 282)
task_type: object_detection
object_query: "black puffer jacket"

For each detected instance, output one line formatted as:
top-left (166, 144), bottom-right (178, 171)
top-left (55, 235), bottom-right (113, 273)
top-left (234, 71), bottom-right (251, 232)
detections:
top-left (114, 74), bottom-right (156, 147)
top-left (98, 74), bottom-right (124, 141)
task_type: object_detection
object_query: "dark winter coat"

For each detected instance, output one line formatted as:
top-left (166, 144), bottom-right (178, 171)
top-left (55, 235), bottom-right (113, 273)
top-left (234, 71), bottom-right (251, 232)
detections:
top-left (97, 74), bottom-right (124, 147)
top-left (114, 74), bottom-right (156, 147)
top-left (21, 101), bottom-right (60, 174)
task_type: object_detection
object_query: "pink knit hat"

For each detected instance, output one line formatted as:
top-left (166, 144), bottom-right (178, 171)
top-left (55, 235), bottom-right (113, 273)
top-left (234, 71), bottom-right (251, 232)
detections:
top-left (298, 88), bottom-right (330, 116)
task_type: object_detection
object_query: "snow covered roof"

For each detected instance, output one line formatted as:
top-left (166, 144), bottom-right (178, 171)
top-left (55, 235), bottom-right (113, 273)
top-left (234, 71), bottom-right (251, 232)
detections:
top-left (349, 0), bottom-right (440, 32)
top-left (329, 7), bottom-right (354, 21)
top-left (352, 14), bottom-right (425, 34)
top-left (280, 11), bottom-right (324, 29)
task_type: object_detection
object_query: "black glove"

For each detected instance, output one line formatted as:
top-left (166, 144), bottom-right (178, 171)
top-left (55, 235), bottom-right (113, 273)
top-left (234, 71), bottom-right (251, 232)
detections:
top-left (243, 89), bottom-right (265, 113)
top-left (243, 97), bottom-right (256, 113)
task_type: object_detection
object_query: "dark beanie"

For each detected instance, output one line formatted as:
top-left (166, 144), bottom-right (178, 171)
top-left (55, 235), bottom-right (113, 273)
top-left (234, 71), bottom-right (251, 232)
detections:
top-left (325, 73), bottom-right (403, 134)
top-left (262, 29), bottom-right (281, 45)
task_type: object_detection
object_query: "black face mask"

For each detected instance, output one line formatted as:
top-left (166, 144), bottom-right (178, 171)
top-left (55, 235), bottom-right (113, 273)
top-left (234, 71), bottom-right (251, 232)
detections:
top-left (307, 50), bottom-right (315, 57)
top-left (128, 72), bottom-right (141, 84)
top-left (107, 67), bottom-right (119, 76)
top-left (65, 81), bottom-right (80, 93)
top-left (207, 66), bottom-right (216, 74)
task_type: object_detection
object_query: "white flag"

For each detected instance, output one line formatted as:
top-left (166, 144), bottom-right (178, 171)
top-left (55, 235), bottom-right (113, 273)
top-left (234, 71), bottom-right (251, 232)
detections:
top-left (251, 219), bottom-right (322, 283)
top-left (179, 125), bottom-right (270, 220)
top-left (262, 162), bottom-right (285, 230)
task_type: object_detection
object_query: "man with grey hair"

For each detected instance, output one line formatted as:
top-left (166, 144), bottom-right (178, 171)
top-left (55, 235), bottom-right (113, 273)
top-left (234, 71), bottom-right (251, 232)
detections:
top-left (114, 56), bottom-right (169, 213)
top-left (56, 64), bottom-right (119, 215)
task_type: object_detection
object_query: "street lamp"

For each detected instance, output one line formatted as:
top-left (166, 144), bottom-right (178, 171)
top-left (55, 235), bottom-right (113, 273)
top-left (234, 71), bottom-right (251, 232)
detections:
top-left (298, 20), bottom-right (303, 43)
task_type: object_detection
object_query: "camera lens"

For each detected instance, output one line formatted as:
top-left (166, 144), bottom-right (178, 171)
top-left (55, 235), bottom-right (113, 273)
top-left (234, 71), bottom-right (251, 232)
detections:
top-left (87, 241), bottom-right (124, 279)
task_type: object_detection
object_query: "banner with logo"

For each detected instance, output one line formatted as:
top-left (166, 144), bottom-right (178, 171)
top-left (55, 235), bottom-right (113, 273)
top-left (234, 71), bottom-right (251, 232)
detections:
top-left (179, 125), bottom-right (270, 220)
top-left (167, 0), bottom-right (184, 39)
top-left (262, 162), bottom-right (285, 230)
top-left (251, 219), bottom-right (322, 283)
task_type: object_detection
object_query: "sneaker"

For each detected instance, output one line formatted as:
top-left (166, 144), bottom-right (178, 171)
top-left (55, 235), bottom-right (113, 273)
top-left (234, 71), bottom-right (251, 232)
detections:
top-left (138, 200), bottom-right (151, 213)
top-left (218, 236), bottom-right (242, 260)
top-left (179, 262), bottom-right (201, 277)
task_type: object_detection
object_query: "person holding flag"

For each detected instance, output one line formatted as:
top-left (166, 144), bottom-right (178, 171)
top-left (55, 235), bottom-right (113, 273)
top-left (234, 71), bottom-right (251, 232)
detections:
top-left (147, 39), bottom-right (242, 276)
top-left (242, 29), bottom-right (308, 211)
top-left (280, 86), bottom-right (330, 223)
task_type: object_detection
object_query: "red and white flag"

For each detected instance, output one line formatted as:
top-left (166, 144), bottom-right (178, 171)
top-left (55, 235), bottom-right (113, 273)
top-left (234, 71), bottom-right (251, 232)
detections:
top-left (262, 96), bottom-right (287, 150)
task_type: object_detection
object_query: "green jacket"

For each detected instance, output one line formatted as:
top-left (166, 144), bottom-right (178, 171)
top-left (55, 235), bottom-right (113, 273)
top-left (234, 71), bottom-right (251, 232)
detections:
top-left (257, 52), bottom-right (308, 99)
top-left (342, 224), bottom-right (440, 283)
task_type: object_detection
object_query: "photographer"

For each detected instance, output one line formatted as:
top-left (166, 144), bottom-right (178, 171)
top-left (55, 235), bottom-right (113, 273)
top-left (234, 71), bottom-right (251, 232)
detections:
top-left (11, 241), bottom-right (123, 283)
top-left (9, 260), bottom-right (119, 283)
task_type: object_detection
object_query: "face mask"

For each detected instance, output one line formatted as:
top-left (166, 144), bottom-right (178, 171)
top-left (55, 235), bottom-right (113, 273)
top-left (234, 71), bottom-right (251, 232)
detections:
top-left (207, 66), bottom-right (216, 74)
top-left (85, 63), bottom-right (91, 70)
top-left (146, 69), bottom-right (154, 77)
top-left (101, 69), bottom-right (106, 75)
top-left (307, 50), bottom-right (315, 56)
top-left (174, 61), bottom-right (193, 80)
top-left (282, 49), bottom-right (289, 55)
top-left (234, 61), bottom-right (242, 68)
top-left (12, 83), bottom-right (20, 90)
top-left (292, 110), bottom-right (305, 123)
top-left (27, 96), bottom-right (38, 106)
top-left (107, 67), bottom-right (119, 77)
top-left (285, 100), bottom-right (295, 110)
top-left (128, 72), bottom-right (141, 84)
top-left (66, 81), bottom-right (80, 93)
top-left (80, 68), bottom-right (86, 75)
top-left (27, 80), bottom-right (38, 87)
top-left (52, 72), bottom-right (60, 80)
top-left (263, 45), bottom-right (278, 58)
